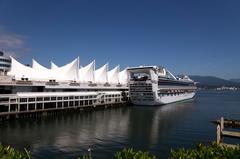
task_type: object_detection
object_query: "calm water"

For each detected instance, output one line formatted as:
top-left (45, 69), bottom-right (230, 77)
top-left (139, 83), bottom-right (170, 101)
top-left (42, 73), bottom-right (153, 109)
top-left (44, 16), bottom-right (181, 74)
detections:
top-left (0, 90), bottom-right (240, 159)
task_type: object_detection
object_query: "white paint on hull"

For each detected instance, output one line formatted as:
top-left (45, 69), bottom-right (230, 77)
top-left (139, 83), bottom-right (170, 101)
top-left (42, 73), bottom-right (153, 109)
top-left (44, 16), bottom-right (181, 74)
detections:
top-left (156, 92), bottom-right (195, 105)
top-left (131, 92), bottom-right (195, 106)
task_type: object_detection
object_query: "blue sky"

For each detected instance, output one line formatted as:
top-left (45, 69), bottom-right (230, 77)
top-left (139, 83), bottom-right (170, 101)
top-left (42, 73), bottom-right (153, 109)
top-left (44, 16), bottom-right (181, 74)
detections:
top-left (0, 0), bottom-right (240, 79)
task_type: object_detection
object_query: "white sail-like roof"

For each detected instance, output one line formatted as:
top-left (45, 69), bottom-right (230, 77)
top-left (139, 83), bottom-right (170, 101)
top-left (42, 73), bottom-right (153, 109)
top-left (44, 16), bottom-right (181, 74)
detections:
top-left (32, 59), bottom-right (49, 71)
top-left (50, 61), bottom-right (59, 69)
top-left (94, 63), bottom-right (108, 83)
top-left (32, 59), bottom-right (53, 80)
top-left (108, 65), bottom-right (120, 84)
top-left (8, 57), bottom-right (79, 81)
top-left (8, 56), bottom-right (35, 80)
top-left (79, 60), bottom-right (95, 82)
top-left (8, 57), bottom-right (48, 81)
top-left (52, 57), bottom-right (79, 81)
top-left (119, 68), bottom-right (128, 84)
top-left (8, 56), bottom-right (126, 84)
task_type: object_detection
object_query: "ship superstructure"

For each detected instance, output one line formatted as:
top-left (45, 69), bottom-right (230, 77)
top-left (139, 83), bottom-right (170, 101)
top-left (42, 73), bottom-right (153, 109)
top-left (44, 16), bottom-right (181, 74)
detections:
top-left (128, 66), bottom-right (196, 105)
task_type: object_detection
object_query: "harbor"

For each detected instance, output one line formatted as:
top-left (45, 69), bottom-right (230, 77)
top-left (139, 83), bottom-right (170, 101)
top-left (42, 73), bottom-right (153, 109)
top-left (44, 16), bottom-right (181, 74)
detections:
top-left (1, 52), bottom-right (239, 158)
top-left (0, 52), bottom-right (198, 121)
top-left (0, 90), bottom-right (239, 158)
top-left (1, 0), bottom-right (240, 158)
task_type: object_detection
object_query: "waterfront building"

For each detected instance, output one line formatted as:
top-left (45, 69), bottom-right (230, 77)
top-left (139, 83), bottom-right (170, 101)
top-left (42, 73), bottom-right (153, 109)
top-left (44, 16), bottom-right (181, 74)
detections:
top-left (0, 52), bottom-right (129, 118)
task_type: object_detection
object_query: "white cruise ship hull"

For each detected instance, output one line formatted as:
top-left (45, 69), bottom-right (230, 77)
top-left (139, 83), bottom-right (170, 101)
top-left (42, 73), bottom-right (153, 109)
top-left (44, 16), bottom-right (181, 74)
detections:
top-left (157, 92), bottom-right (195, 104)
top-left (131, 92), bottom-right (195, 106)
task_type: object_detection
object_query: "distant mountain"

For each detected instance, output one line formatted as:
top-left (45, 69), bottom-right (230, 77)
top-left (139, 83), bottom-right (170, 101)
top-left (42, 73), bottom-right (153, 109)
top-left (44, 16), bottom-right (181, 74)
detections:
top-left (189, 75), bottom-right (240, 88)
top-left (229, 78), bottom-right (240, 83)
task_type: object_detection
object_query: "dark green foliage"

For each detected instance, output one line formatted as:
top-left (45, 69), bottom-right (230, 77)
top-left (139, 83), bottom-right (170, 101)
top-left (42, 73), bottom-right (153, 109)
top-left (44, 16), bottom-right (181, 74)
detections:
top-left (115, 148), bottom-right (156, 159)
top-left (170, 143), bottom-right (240, 159)
top-left (0, 143), bottom-right (31, 159)
top-left (1, 142), bottom-right (240, 159)
top-left (78, 154), bottom-right (92, 159)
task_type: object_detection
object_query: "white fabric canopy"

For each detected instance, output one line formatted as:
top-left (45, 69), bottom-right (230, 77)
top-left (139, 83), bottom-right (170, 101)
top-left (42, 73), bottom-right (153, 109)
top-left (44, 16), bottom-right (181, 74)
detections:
top-left (119, 68), bottom-right (128, 84)
top-left (51, 57), bottom-right (79, 81)
top-left (32, 59), bottom-right (53, 80)
top-left (108, 65), bottom-right (120, 84)
top-left (94, 63), bottom-right (108, 83)
top-left (32, 59), bottom-right (49, 71)
top-left (50, 61), bottom-right (59, 69)
top-left (8, 57), bottom-right (79, 81)
top-left (8, 56), bottom-right (127, 84)
top-left (8, 56), bottom-right (36, 80)
top-left (79, 60), bottom-right (95, 82)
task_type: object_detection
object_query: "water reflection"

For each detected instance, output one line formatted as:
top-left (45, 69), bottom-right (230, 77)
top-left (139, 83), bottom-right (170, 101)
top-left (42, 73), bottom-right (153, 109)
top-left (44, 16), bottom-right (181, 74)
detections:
top-left (0, 101), bottom-right (194, 158)
top-left (127, 101), bottom-right (194, 149)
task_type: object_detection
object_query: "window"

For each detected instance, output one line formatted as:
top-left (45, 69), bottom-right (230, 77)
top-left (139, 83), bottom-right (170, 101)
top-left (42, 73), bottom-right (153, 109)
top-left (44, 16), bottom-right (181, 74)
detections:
top-left (37, 103), bottom-right (43, 110)
top-left (75, 101), bottom-right (79, 106)
top-left (0, 64), bottom-right (10, 67)
top-left (57, 102), bottom-right (62, 108)
top-left (29, 98), bottom-right (35, 102)
top-left (37, 97), bottom-right (43, 101)
top-left (44, 97), bottom-right (50, 101)
top-left (51, 97), bottom-right (56, 100)
top-left (89, 100), bottom-right (93, 105)
top-left (0, 58), bottom-right (11, 63)
top-left (69, 101), bottom-right (74, 106)
top-left (20, 98), bottom-right (27, 102)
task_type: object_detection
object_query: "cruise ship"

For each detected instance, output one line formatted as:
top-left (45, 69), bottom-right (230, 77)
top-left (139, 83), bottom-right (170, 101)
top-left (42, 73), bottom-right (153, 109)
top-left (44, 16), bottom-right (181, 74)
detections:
top-left (0, 52), bottom-right (129, 119)
top-left (128, 66), bottom-right (197, 105)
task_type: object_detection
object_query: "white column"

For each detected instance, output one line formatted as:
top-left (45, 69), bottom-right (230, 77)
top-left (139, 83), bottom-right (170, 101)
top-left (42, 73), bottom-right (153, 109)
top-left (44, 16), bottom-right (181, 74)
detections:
top-left (35, 97), bottom-right (37, 110)
top-left (8, 98), bottom-right (11, 112)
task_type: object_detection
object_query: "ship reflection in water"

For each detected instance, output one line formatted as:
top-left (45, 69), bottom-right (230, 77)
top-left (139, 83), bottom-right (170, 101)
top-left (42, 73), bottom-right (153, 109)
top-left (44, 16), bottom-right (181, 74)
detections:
top-left (0, 100), bottom-right (195, 159)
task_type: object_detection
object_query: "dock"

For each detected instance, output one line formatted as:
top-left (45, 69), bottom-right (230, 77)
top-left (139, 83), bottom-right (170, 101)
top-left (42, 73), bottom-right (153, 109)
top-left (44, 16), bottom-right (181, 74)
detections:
top-left (215, 117), bottom-right (240, 148)
top-left (0, 91), bottom-right (130, 121)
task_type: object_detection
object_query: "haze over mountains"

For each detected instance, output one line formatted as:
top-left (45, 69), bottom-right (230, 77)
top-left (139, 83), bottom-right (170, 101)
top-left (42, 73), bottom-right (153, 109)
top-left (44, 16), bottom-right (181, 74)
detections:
top-left (229, 79), bottom-right (240, 83)
top-left (189, 75), bottom-right (240, 88)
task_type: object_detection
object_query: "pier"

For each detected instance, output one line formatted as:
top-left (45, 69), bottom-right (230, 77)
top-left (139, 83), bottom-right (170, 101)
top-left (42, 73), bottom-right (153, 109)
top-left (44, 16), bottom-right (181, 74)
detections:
top-left (0, 91), bottom-right (129, 121)
top-left (216, 117), bottom-right (240, 148)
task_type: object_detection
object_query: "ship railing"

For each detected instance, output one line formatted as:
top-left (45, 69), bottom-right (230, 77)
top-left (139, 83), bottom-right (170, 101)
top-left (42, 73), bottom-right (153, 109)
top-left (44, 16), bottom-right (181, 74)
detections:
top-left (158, 86), bottom-right (197, 90)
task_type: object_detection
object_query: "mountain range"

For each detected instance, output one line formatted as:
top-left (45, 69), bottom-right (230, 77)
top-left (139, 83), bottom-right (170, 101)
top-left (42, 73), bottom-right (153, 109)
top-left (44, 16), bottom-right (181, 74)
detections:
top-left (189, 75), bottom-right (240, 88)
top-left (229, 78), bottom-right (240, 83)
